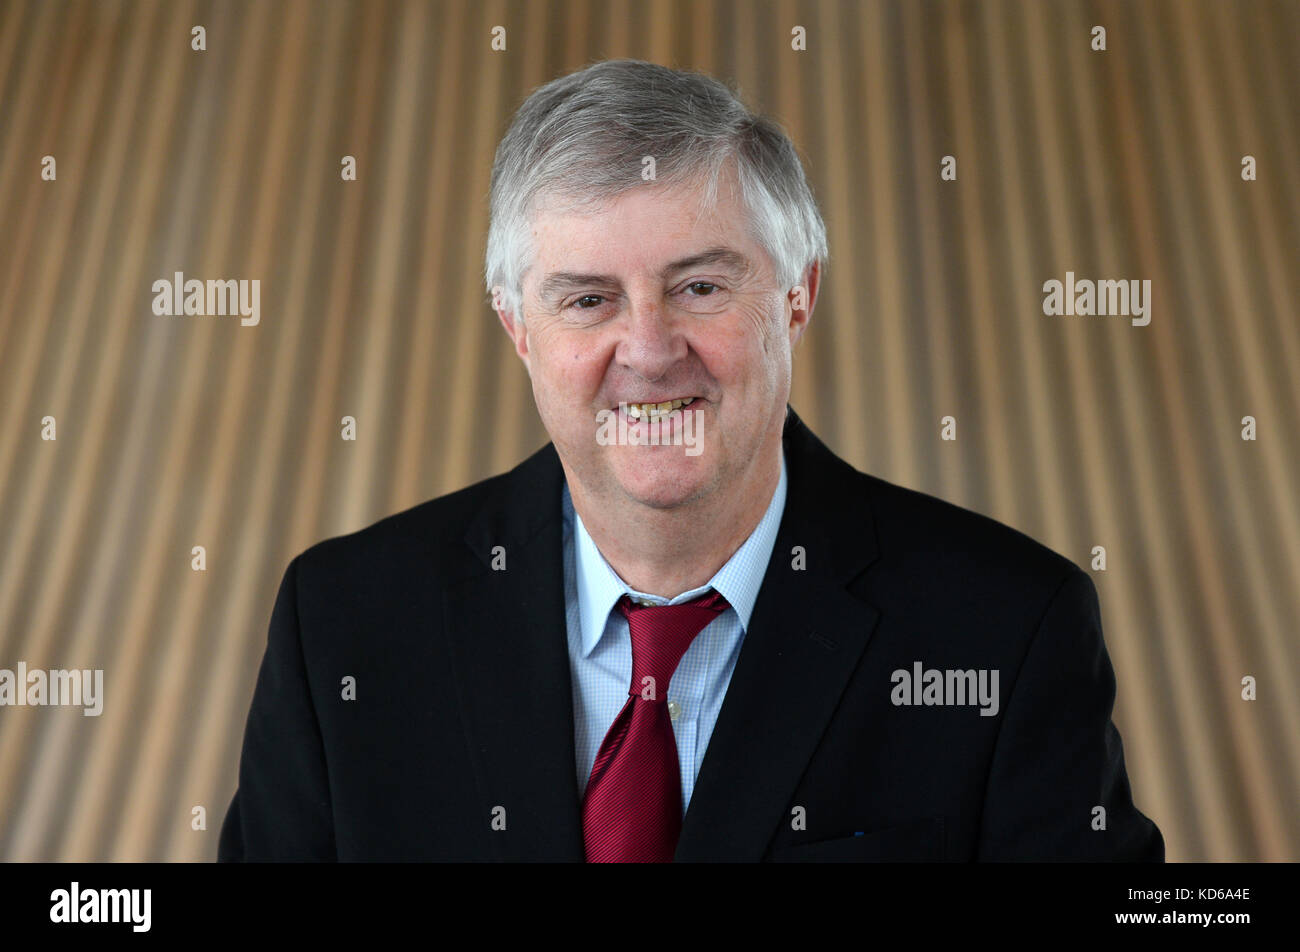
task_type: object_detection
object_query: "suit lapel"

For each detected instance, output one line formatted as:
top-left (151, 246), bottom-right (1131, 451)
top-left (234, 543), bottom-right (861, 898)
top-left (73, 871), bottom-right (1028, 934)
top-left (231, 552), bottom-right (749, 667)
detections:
top-left (674, 410), bottom-right (883, 861)
top-left (441, 442), bottom-right (586, 861)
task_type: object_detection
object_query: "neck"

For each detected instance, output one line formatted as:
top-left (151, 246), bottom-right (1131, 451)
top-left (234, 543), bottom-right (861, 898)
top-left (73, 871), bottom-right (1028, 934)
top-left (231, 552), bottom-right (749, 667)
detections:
top-left (568, 443), bottom-right (782, 598)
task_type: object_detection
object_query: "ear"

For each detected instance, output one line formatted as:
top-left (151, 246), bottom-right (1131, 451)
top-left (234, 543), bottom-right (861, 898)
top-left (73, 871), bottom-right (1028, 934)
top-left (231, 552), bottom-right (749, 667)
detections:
top-left (787, 259), bottom-right (821, 349)
top-left (495, 297), bottom-right (531, 372)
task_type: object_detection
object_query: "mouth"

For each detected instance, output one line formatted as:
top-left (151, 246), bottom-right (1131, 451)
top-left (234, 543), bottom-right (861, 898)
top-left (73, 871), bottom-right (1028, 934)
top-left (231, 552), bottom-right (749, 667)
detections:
top-left (614, 396), bottom-right (698, 423)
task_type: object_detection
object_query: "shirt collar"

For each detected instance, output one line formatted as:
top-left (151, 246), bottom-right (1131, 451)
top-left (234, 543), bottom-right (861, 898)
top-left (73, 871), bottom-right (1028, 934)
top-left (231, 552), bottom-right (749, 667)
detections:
top-left (564, 452), bottom-right (788, 658)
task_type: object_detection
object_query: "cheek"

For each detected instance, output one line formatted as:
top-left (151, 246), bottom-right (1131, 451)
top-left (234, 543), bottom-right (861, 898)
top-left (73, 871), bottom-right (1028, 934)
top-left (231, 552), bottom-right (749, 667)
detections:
top-left (761, 309), bottom-right (794, 370)
top-left (693, 341), bottom-right (751, 394)
top-left (533, 333), bottom-right (608, 401)
top-left (710, 305), bottom-right (786, 379)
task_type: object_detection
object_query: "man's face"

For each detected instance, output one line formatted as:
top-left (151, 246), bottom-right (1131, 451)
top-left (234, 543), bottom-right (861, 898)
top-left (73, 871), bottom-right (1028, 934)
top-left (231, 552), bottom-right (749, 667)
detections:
top-left (498, 167), bottom-right (814, 512)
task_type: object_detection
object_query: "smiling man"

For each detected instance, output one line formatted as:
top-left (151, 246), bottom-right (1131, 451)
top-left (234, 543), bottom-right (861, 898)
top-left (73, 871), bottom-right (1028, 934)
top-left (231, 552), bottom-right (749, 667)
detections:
top-left (219, 59), bottom-right (1163, 862)
top-left (505, 175), bottom-right (805, 600)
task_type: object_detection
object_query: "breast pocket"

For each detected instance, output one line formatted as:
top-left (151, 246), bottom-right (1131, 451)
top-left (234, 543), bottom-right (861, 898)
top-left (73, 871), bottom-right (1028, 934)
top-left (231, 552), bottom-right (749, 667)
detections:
top-left (767, 816), bottom-right (946, 862)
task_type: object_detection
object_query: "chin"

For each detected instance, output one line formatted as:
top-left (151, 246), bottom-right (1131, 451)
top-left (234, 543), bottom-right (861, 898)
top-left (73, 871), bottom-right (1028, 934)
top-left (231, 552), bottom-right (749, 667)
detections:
top-left (611, 451), bottom-right (714, 510)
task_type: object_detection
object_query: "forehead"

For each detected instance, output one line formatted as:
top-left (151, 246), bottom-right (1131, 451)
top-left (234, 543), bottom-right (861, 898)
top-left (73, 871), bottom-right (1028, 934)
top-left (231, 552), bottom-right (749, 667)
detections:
top-left (526, 172), bottom-right (763, 280)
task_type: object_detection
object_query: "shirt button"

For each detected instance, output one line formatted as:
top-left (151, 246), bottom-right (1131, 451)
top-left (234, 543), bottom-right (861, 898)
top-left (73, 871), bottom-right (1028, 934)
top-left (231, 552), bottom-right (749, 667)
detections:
top-left (667, 700), bottom-right (681, 721)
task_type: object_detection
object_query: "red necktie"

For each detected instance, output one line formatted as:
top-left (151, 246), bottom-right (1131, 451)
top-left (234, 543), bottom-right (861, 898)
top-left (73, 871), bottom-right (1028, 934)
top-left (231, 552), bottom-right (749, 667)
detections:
top-left (581, 589), bottom-right (730, 863)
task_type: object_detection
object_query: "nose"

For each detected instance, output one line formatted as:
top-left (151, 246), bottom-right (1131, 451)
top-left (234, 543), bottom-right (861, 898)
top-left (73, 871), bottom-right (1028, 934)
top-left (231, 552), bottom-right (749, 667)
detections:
top-left (617, 295), bottom-right (687, 381)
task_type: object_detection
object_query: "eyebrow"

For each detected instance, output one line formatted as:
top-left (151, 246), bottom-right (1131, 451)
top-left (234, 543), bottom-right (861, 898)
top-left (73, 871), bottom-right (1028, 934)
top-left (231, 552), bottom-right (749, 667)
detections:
top-left (535, 246), bottom-right (750, 303)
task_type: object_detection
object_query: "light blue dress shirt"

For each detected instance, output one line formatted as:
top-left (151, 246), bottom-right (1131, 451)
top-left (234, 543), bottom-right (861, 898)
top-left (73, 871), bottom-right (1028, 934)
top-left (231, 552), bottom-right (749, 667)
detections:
top-left (562, 452), bottom-right (788, 814)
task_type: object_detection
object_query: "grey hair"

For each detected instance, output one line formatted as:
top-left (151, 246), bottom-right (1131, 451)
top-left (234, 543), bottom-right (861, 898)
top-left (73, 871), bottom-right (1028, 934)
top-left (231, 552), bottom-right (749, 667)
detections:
top-left (484, 59), bottom-right (828, 319)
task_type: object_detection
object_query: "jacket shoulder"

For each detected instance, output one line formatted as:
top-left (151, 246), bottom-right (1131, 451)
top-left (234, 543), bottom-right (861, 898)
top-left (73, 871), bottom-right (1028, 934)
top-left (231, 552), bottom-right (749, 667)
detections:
top-left (292, 466), bottom-right (514, 585)
top-left (857, 469), bottom-right (1084, 592)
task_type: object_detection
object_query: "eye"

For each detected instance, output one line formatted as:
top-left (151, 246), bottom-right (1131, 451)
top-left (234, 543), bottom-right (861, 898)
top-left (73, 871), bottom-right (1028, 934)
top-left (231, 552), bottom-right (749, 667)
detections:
top-left (684, 281), bottom-right (719, 296)
top-left (568, 294), bottom-right (607, 310)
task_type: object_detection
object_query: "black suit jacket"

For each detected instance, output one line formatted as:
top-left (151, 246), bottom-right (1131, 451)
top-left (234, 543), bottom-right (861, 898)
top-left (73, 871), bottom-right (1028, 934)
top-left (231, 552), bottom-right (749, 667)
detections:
top-left (218, 407), bottom-right (1163, 861)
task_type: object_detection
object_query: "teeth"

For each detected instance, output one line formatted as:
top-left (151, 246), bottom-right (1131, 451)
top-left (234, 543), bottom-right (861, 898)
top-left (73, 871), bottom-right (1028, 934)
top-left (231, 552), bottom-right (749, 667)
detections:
top-left (623, 397), bottom-right (697, 420)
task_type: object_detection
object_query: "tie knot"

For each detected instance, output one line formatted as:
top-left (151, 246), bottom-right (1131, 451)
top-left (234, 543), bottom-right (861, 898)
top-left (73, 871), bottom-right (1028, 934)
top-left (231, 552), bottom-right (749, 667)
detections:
top-left (615, 589), bottom-right (729, 700)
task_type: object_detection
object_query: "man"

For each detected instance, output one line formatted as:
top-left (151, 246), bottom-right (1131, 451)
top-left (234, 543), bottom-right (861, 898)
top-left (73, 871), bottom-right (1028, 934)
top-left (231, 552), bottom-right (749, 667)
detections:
top-left (218, 59), bottom-right (1163, 862)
